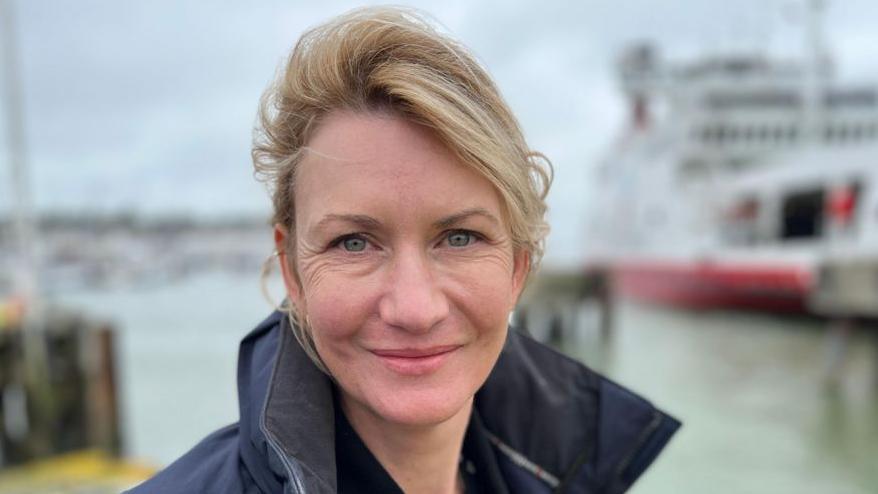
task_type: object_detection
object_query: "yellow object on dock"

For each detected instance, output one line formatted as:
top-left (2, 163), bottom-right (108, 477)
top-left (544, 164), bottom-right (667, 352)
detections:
top-left (0, 450), bottom-right (155, 493)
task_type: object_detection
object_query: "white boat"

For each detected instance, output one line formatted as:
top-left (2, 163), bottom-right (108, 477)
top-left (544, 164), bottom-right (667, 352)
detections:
top-left (584, 1), bottom-right (878, 315)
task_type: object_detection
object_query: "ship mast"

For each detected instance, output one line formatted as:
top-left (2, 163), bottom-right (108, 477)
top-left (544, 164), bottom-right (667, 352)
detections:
top-left (1, 0), bottom-right (51, 453)
top-left (1, 0), bottom-right (42, 317)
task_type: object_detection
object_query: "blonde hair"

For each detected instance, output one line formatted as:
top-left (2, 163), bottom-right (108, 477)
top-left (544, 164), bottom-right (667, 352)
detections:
top-left (253, 6), bottom-right (551, 372)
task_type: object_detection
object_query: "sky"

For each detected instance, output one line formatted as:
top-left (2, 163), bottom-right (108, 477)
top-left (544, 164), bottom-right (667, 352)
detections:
top-left (1, 0), bottom-right (876, 265)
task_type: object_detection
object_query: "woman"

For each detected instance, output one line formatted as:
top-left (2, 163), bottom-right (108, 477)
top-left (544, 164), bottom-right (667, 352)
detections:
top-left (129, 7), bottom-right (678, 494)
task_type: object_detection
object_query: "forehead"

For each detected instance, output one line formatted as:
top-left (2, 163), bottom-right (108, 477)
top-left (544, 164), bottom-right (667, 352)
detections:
top-left (294, 112), bottom-right (506, 227)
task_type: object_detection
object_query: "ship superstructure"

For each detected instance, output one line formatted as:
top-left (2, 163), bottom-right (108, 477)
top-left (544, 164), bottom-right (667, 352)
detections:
top-left (586, 2), bottom-right (878, 312)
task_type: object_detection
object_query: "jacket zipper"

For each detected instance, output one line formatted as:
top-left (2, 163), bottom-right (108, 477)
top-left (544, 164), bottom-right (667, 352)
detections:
top-left (261, 414), bottom-right (307, 494)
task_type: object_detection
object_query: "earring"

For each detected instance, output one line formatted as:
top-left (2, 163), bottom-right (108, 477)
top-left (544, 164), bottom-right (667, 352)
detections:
top-left (260, 250), bottom-right (284, 311)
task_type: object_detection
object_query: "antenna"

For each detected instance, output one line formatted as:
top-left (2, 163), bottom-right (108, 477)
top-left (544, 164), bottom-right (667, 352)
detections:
top-left (802, 0), bottom-right (829, 143)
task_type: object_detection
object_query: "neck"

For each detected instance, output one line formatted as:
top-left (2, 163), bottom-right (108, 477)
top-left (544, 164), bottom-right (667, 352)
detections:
top-left (340, 395), bottom-right (472, 494)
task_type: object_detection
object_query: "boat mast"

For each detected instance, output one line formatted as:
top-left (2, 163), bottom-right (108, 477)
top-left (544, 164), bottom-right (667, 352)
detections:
top-left (1, 0), bottom-right (42, 317)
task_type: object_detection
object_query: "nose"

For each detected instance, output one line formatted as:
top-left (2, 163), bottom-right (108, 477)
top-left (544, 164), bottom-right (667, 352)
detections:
top-left (378, 248), bottom-right (449, 334)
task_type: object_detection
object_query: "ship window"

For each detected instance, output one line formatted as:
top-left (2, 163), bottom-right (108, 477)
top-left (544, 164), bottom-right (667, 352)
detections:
top-left (851, 125), bottom-right (862, 141)
top-left (773, 126), bottom-right (785, 142)
top-left (780, 189), bottom-right (824, 241)
top-left (727, 126), bottom-right (739, 142)
top-left (824, 89), bottom-right (877, 108)
top-left (824, 126), bottom-right (834, 143)
top-left (727, 157), bottom-right (752, 170)
top-left (755, 127), bottom-right (764, 141)
top-left (706, 91), bottom-right (801, 109)
top-left (678, 158), bottom-right (709, 179)
top-left (701, 127), bottom-right (713, 142)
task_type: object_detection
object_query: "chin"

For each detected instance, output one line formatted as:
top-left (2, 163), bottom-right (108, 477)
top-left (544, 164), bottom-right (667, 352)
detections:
top-left (367, 384), bottom-right (474, 427)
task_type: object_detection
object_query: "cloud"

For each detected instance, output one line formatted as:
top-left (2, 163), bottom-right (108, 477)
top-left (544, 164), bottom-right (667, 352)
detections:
top-left (2, 0), bottom-right (877, 265)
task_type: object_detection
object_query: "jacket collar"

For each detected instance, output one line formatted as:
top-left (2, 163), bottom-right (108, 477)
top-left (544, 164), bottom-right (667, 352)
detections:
top-left (237, 311), bottom-right (336, 493)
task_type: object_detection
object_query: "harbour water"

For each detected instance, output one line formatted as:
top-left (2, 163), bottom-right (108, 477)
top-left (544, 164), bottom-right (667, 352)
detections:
top-left (566, 303), bottom-right (878, 493)
top-left (54, 271), bottom-right (878, 493)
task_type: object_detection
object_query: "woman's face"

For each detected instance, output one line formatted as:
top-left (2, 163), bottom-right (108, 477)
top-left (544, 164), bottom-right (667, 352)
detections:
top-left (277, 111), bottom-right (528, 427)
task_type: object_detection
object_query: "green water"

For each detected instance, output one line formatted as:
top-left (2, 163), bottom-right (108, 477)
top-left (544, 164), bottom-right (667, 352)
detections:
top-left (56, 273), bottom-right (878, 492)
top-left (562, 303), bottom-right (878, 494)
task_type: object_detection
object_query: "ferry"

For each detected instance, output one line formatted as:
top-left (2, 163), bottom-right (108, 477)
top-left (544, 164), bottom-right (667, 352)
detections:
top-left (584, 1), bottom-right (878, 315)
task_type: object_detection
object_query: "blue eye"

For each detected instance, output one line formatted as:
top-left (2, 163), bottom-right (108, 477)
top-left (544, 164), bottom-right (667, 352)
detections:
top-left (447, 231), bottom-right (475, 247)
top-left (340, 236), bottom-right (367, 252)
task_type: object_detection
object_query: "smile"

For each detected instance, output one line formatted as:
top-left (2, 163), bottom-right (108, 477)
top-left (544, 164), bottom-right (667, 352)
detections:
top-left (370, 345), bottom-right (462, 376)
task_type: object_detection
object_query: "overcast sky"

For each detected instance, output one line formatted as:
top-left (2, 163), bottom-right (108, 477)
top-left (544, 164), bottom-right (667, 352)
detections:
top-left (1, 0), bottom-right (876, 264)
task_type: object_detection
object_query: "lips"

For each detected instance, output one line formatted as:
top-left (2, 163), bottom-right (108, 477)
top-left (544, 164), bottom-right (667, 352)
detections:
top-left (371, 345), bottom-right (462, 376)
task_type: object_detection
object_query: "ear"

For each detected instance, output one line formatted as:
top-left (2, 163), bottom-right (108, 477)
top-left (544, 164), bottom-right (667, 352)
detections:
top-left (510, 248), bottom-right (531, 307)
top-left (274, 224), bottom-right (302, 309)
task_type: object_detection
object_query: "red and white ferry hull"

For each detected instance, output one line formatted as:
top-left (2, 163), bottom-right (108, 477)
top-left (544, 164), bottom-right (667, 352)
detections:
top-left (609, 261), bottom-right (814, 313)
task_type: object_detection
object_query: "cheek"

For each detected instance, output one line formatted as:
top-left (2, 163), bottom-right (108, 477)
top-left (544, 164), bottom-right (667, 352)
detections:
top-left (450, 261), bottom-right (518, 329)
top-left (302, 276), bottom-right (376, 348)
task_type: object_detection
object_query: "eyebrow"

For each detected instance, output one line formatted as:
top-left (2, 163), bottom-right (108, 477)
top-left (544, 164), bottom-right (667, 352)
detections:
top-left (309, 208), bottom-right (500, 236)
top-left (433, 208), bottom-right (500, 229)
top-left (310, 214), bottom-right (383, 236)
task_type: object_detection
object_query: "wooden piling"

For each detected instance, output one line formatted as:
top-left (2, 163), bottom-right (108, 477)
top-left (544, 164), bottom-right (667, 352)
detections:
top-left (0, 309), bottom-right (122, 468)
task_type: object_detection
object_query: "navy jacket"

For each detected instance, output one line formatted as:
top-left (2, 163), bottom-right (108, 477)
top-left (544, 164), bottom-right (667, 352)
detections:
top-left (129, 312), bottom-right (680, 493)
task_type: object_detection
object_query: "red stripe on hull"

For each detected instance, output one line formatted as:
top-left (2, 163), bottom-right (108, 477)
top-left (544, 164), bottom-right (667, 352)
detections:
top-left (611, 262), bottom-right (813, 313)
